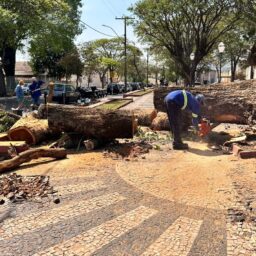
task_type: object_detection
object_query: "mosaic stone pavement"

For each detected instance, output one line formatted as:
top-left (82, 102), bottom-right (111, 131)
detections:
top-left (0, 161), bottom-right (255, 256)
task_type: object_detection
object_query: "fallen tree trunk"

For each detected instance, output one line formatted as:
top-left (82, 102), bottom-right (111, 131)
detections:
top-left (0, 148), bottom-right (67, 173)
top-left (154, 80), bottom-right (256, 125)
top-left (8, 116), bottom-right (50, 145)
top-left (46, 104), bottom-right (136, 140)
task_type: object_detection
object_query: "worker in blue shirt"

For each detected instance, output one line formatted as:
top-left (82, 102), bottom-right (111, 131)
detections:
top-left (165, 90), bottom-right (205, 150)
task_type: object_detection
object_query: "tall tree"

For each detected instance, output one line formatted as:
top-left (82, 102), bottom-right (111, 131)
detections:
top-left (0, 0), bottom-right (82, 94)
top-left (59, 47), bottom-right (83, 85)
top-left (130, 0), bottom-right (242, 85)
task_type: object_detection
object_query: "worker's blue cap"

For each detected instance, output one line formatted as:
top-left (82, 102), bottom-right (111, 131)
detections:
top-left (195, 94), bottom-right (205, 105)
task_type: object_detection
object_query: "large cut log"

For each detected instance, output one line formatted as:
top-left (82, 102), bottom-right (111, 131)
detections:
top-left (154, 80), bottom-right (256, 125)
top-left (8, 116), bottom-right (50, 145)
top-left (0, 147), bottom-right (67, 173)
top-left (150, 112), bottom-right (170, 131)
top-left (132, 108), bottom-right (157, 126)
top-left (46, 104), bottom-right (136, 139)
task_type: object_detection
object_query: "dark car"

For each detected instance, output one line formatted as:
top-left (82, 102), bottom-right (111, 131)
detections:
top-left (130, 82), bottom-right (140, 91)
top-left (77, 86), bottom-right (107, 99)
top-left (126, 83), bottom-right (132, 92)
top-left (107, 83), bottom-right (123, 94)
top-left (51, 83), bottom-right (80, 104)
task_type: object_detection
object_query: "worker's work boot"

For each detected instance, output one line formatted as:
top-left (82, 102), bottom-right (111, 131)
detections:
top-left (173, 142), bottom-right (189, 150)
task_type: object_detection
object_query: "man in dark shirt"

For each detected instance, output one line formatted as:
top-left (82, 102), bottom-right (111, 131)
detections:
top-left (29, 77), bottom-right (44, 106)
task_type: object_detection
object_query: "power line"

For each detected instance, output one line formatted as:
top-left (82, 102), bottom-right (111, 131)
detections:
top-left (47, 0), bottom-right (116, 38)
top-left (21, 0), bottom-right (116, 38)
top-left (80, 21), bottom-right (115, 38)
top-left (102, 0), bottom-right (117, 17)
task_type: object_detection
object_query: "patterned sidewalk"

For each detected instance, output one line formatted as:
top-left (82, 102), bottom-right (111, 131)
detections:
top-left (0, 152), bottom-right (255, 255)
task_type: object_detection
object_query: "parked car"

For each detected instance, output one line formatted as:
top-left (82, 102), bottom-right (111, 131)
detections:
top-left (126, 83), bottom-right (132, 92)
top-left (50, 83), bottom-right (80, 104)
top-left (130, 82), bottom-right (141, 91)
top-left (107, 83), bottom-right (123, 94)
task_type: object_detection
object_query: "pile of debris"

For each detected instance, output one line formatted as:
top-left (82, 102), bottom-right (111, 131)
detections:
top-left (0, 173), bottom-right (55, 203)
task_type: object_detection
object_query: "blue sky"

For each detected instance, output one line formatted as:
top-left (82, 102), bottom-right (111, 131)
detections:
top-left (17, 0), bottom-right (140, 61)
top-left (77, 0), bottom-right (138, 44)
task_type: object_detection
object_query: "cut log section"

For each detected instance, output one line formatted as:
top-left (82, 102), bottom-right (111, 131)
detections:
top-left (0, 141), bottom-right (29, 157)
top-left (8, 116), bottom-right (50, 145)
top-left (46, 104), bottom-right (136, 140)
top-left (132, 109), bottom-right (157, 126)
top-left (0, 133), bottom-right (9, 141)
top-left (150, 111), bottom-right (191, 131)
top-left (150, 112), bottom-right (170, 131)
top-left (0, 148), bottom-right (67, 173)
top-left (154, 80), bottom-right (256, 125)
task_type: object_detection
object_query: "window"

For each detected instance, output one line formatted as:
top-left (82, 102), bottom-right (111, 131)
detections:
top-left (54, 84), bottom-right (64, 91)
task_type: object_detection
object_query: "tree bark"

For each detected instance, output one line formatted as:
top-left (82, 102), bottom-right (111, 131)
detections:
top-left (231, 56), bottom-right (239, 82)
top-left (46, 103), bottom-right (136, 140)
top-left (2, 46), bottom-right (16, 92)
top-left (250, 65), bottom-right (254, 79)
top-left (154, 81), bottom-right (256, 125)
top-left (0, 67), bottom-right (6, 96)
top-left (8, 116), bottom-right (51, 145)
top-left (0, 148), bottom-right (67, 173)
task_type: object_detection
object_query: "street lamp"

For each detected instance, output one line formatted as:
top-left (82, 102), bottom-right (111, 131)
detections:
top-left (190, 53), bottom-right (195, 86)
top-left (102, 24), bottom-right (120, 38)
top-left (102, 25), bottom-right (121, 86)
top-left (218, 42), bottom-right (225, 83)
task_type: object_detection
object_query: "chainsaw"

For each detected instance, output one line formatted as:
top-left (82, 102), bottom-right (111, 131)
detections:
top-left (199, 118), bottom-right (211, 137)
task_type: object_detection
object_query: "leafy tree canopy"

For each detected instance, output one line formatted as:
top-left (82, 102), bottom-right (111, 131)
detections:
top-left (130, 0), bottom-right (243, 84)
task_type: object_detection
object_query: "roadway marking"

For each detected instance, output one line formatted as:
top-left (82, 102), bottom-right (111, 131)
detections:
top-left (34, 206), bottom-right (158, 256)
top-left (142, 217), bottom-right (203, 256)
top-left (0, 193), bottom-right (125, 240)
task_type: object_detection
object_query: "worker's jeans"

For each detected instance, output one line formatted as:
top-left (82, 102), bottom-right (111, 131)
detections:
top-left (32, 96), bottom-right (40, 106)
top-left (165, 100), bottom-right (182, 144)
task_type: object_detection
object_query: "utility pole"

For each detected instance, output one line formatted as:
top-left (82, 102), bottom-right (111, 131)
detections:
top-left (116, 16), bottom-right (134, 92)
top-left (146, 50), bottom-right (149, 86)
